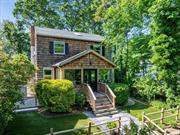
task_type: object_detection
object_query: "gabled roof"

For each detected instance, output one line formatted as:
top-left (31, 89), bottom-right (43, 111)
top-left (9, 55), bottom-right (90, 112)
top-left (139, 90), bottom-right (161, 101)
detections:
top-left (34, 26), bottom-right (104, 42)
top-left (52, 50), bottom-right (116, 67)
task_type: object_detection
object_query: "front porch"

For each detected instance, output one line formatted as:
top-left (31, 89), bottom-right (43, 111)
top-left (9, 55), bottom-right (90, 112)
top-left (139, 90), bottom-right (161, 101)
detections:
top-left (52, 50), bottom-right (117, 116)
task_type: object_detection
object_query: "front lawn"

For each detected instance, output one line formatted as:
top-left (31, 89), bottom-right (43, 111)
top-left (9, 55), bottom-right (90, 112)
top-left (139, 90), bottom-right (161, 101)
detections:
top-left (122, 100), bottom-right (178, 127)
top-left (5, 112), bottom-right (99, 135)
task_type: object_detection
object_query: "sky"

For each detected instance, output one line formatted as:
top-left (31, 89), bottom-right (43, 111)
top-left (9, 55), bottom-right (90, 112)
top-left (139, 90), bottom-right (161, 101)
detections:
top-left (0, 0), bottom-right (16, 23)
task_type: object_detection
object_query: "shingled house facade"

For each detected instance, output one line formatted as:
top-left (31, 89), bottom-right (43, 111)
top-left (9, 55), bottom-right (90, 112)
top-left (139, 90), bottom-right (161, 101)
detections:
top-left (31, 26), bottom-right (117, 116)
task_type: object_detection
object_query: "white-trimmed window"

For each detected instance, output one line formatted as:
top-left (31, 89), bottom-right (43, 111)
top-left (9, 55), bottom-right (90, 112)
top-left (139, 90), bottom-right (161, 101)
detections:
top-left (43, 68), bottom-right (52, 79)
top-left (54, 41), bottom-right (65, 54)
top-left (91, 44), bottom-right (102, 54)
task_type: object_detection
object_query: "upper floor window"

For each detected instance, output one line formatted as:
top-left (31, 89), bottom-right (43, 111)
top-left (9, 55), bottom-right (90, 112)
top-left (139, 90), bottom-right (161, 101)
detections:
top-left (54, 41), bottom-right (65, 54)
top-left (90, 44), bottom-right (105, 56)
top-left (43, 67), bottom-right (52, 79)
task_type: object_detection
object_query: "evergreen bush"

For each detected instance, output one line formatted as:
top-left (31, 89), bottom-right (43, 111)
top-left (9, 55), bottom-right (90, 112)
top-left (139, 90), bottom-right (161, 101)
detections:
top-left (35, 79), bottom-right (75, 112)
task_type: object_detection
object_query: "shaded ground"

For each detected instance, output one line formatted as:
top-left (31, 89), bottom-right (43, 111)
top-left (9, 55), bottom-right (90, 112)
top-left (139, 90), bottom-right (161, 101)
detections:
top-left (5, 112), bottom-right (97, 135)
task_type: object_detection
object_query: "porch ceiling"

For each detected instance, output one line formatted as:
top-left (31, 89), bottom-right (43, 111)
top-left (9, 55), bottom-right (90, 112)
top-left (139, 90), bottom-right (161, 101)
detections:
top-left (52, 50), bottom-right (116, 69)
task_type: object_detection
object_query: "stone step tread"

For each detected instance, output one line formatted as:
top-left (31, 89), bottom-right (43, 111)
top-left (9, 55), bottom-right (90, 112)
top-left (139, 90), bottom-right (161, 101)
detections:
top-left (95, 108), bottom-right (116, 113)
top-left (96, 98), bottom-right (109, 102)
top-left (96, 101), bottom-right (111, 106)
top-left (95, 95), bottom-right (107, 98)
top-left (95, 110), bottom-right (119, 117)
top-left (96, 104), bottom-right (113, 109)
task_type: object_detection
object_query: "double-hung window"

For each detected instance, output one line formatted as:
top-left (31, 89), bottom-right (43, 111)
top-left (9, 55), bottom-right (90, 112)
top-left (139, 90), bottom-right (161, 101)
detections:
top-left (43, 68), bottom-right (52, 79)
top-left (54, 41), bottom-right (65, 54)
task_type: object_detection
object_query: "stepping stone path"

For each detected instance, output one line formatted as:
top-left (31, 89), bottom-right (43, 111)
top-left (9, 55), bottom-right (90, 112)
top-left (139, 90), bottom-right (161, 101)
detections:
top-left (84, 110), bottom-right (141, 135)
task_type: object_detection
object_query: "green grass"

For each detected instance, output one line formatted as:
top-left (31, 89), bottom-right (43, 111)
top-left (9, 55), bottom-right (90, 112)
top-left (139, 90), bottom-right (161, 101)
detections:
top-left (122, 100), bottom-right (179, 128)
top-left (5, 112), bottom-right (101, 135)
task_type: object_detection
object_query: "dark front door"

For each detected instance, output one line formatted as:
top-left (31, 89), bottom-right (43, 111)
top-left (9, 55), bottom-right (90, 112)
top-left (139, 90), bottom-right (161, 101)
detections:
top-left (84, 69), bottom-right (97, 91)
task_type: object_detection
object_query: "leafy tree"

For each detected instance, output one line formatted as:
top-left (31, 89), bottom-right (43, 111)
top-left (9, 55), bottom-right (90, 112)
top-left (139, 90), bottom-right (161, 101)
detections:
top-left (13, 0), bottom-right (64, 29)
top-left (134, 75), bottom-right (158, 102)
top-left (0, 51), bottom-right (36, 134)
top-left (148, 0), bottom-right (180, 105)
top-left (95, 0), bottom-right (151, 84)
top-left (13, 0), bottom-right (102, 34)
top-left (1, 21), bottom-right (30, 56)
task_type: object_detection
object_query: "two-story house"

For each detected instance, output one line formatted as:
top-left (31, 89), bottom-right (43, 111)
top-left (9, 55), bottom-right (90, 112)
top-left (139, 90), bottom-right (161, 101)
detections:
top-left (31, 26), bottom-right (117, 116)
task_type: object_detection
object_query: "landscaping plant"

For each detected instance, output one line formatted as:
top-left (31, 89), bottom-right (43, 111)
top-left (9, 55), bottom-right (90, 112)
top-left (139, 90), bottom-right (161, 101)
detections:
top-left (0, 52), bottom-right (36, 134)
top-left (75, 91), bottom-right (86, 108)
top-left (35, 79), bottom-right (75, 112)
top-left (109, 83), bottom-right (129, 105)
top-left (107, 121), bottom-right (117, 135)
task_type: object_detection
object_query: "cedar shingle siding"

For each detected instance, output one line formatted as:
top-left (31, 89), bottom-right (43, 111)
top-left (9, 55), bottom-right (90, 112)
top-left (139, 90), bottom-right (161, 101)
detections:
top-left (62, 52), bottom-right (113, 69)
top-left (36, 35), bottom-right (99, 80)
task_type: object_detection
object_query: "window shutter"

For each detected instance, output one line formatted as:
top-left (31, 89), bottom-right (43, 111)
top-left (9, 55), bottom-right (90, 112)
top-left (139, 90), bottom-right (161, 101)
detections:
top-left (90, 45), bottom-right (93, 50)
top-left (49, 41), bottom-right (54, 54)
top-left (102, 46), bottom-right (105, 56)
top-left (65, 43), bottom-right (69, 55)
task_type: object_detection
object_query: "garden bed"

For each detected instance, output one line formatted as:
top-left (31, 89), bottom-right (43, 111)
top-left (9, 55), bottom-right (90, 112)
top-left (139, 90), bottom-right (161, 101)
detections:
top-left (38, 106), bottom-right (85, 118)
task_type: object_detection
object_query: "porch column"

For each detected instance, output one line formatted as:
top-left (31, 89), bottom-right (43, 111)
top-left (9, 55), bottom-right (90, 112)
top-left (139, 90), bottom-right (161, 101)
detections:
top-left (81, 68), bottom-right (84, 83)
top-left (112, 69), bottom-right (115, 83)
top-left (59, 68), bottom-right (64, 79)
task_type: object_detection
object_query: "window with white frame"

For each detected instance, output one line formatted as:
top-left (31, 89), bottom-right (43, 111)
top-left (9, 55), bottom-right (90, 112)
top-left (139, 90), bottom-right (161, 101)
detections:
top-left (54, 41), bottom-right (65, 54)
top-left (90, 44), bottom-right (102, 54)
top-left (43, 68), bottom-right (52, 79)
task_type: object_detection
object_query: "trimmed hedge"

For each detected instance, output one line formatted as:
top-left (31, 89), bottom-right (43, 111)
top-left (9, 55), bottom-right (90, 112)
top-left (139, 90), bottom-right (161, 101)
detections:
top-left (109, 83), bottom-right (129, 106)
top-left (35, 79), bottom-right (75, 112)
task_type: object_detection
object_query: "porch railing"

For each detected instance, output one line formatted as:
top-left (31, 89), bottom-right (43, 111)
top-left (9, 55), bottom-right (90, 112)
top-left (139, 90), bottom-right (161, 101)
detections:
top-left (81, 83), bottom-right (96, 111)
top-left (97, 82), bottom-right (116, 109)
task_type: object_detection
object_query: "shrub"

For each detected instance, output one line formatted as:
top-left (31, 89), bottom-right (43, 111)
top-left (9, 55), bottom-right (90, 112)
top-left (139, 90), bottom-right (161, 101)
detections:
top-left (133, 75), bottom-right (158, 102)
top-left (75, 91), bottom-right (86, 108)
top-left (35, 79), bottom-right (75, 112)
top-left (107, 121), bottom-right (117, 129)
top-left (109, 83), bottom-right (129, 106)
top-left (107, 122), bottom-right (117, 134)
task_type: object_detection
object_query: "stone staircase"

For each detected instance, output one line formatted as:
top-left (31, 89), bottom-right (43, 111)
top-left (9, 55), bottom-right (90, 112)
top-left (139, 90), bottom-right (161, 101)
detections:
top-left (94, 92), bottom-right (118, 117)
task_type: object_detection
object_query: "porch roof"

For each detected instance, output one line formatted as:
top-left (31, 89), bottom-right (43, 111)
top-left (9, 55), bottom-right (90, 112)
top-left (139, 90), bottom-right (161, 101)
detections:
top-left (52, 50), bottom-right (116, 68)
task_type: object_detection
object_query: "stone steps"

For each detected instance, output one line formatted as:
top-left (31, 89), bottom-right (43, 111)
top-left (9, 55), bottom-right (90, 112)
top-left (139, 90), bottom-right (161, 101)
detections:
top-left (95, 109), bottom-right (119, 117)
top-left (94, 92), bottom-right (118, 117)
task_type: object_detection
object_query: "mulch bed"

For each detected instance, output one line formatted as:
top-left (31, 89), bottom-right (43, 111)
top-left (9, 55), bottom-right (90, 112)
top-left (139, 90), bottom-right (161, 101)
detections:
top-left (38, 106), bottom-right (90, 118)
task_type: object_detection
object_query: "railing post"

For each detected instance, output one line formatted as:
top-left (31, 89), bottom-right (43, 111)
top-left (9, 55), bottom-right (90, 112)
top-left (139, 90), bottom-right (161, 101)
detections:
top-left (118, 117), bottom-right (121, 134)
top-left (88, 122), bottom-right (91, 135)
top-left (142, 112), bottom-right (145, 127)
top-left (176, 105), bottom-right (180, 121)
top-left (160, 108), bottom-right (164, 124)
top-left (113, 98), bottom-right (115, 109)
top-left (50, 128), bottom-right (53, 135)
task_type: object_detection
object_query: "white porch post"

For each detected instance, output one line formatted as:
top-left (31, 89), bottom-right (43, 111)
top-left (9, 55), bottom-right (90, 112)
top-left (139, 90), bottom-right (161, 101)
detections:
top-left (81, 68), bottom-right (84, 83)
top-left (59, 68), bottom-right (64, 79)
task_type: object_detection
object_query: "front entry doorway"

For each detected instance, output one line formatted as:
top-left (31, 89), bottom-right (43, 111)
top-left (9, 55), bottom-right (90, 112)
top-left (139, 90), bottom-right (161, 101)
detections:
top-left (84, 69), bottom-right (97, 91)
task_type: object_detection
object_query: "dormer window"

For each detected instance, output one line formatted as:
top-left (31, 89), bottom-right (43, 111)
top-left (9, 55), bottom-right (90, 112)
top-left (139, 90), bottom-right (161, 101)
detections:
top-left (54, 41), bottom-right (65, 54)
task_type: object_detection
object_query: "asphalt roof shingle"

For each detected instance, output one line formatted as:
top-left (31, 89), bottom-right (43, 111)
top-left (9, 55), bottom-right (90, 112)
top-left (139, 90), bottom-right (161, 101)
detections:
top-left (35, 26), bottom-right (104, 42)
